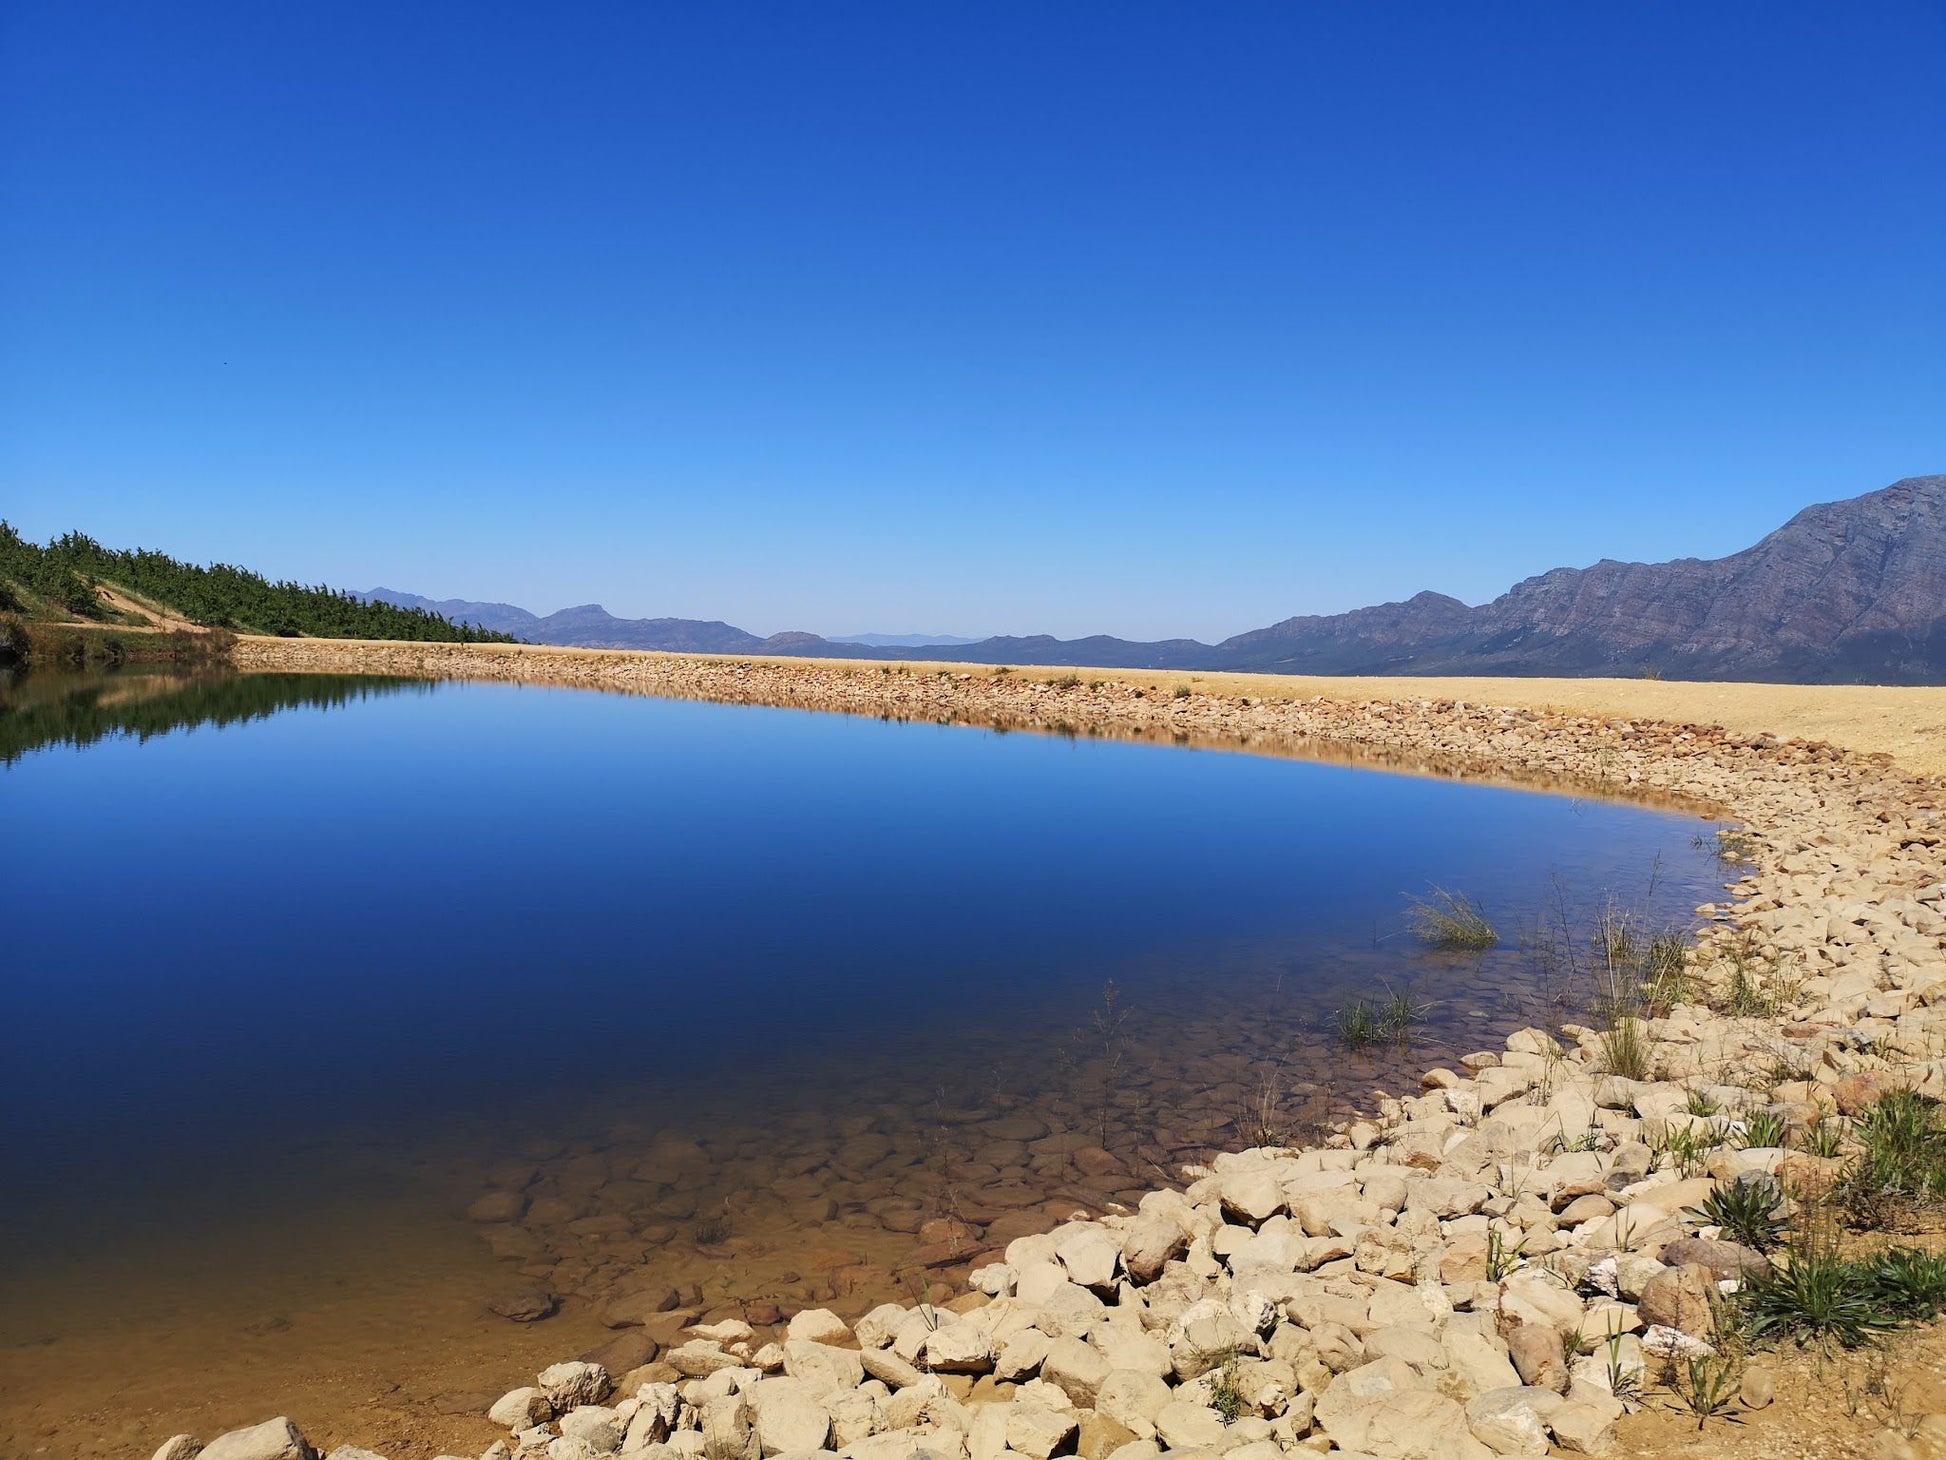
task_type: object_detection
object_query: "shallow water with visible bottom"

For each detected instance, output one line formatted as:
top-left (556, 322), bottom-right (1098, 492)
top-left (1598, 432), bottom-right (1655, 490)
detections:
top-left (0, 671), bottom-right (1728, 1458)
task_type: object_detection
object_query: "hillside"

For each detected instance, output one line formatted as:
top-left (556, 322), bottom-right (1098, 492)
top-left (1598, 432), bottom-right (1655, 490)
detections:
top-left (0, 526), bottom-right (512, 648)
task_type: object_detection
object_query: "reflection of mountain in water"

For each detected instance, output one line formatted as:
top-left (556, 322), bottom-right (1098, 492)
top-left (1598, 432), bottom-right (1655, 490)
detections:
top-left (0, 670), bottom-right (434, 765)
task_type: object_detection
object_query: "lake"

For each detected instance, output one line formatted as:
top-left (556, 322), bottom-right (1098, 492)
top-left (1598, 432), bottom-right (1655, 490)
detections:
top-left (0, 669), bottom-right (1727, 1457)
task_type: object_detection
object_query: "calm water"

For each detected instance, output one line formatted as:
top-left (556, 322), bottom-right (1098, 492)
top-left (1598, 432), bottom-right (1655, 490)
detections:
top-left (0, 669), bottom-right (1726, 1455)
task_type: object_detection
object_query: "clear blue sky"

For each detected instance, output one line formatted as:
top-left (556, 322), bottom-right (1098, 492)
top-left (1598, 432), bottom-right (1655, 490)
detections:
top-left (3, 3), bottom-right (1941, 641)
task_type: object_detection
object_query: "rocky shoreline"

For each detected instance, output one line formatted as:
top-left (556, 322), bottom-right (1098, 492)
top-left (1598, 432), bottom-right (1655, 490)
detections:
top-left (175, 640), bottom-right (1946, 1459)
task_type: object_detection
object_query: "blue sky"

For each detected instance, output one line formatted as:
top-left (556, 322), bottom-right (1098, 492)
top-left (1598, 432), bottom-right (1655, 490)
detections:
top-left (3, 3), bottom-right (1941, 641)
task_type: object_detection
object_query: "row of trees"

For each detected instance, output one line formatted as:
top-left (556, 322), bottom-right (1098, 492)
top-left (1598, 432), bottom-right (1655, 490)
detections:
top-left (0, 523), bottom-right (517, 643)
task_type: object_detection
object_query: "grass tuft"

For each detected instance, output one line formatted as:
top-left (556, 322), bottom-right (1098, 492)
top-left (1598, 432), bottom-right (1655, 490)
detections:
top-left (1690, 1176), bottom-right (1785, 1252)
top-left (1837, 1089), bottom-right (1946, 1229)
top-left (1406, 887), bottom-right (1498, 950)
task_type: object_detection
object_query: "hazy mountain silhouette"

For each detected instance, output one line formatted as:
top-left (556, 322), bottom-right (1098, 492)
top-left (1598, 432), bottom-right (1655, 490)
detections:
top-left (367, 475), bottom-right (1946, 683)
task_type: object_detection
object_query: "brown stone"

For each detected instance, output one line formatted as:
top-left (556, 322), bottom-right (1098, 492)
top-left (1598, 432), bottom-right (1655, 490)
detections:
top-left (1507, 1323), bottom-right (1569, 1393)
top-left (601, 1286), bottom-right (682, 1328)
top-left (1638, 1263), bottom-right (1719, 1338)
top-left (582, 1331), bottom-right (656, 1373)
top-left (1834, 1070), bottom-right (1906, 1115)
top-left (489, 1288), bottom-right (558, 1323)
top-left (1658, 1238), bottom-right (1771, 1282)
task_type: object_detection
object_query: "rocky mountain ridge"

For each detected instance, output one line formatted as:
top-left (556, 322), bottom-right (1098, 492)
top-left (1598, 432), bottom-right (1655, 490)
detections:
top-left (368, 475), bottom-right (1946, 683)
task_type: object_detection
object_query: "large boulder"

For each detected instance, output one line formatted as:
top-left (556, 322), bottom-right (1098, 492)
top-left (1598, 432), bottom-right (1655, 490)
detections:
top-left (781, 1340), bottom-right (866, 1396)
top-left (1054, 1226), bottom-right (1123, 1289)
top-left (539, 1362), bottom-right (613, 1409)
top-left (1120, 1212), bottom-right (1187, 1283)
top-left (1041, 1337), bottom-right (1111, 1406)
top-left (1463, 1387), bottom-right (1562, 1456)
top-left (750, 1377), bottom-right (832, 1456)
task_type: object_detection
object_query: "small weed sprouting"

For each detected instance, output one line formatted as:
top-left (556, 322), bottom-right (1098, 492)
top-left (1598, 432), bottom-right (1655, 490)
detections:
top-left (1209, 1350), bottom-right (1250, 1423)
top-left (1603, 1331), bottom-right (1643, 1408)
top-left (1802, 1113), bottom-right (1848, 1160)
top-left (1652, 1121), bottom-right (1727, 1178)
top-left (992, 665), bottom-right (1012, 676)
top-left (1676, 1353), bottom-right (1743, 1431)
top-left (1739, 1109), bottom-right (1787, 1150)
top-left (1048, 673), bottom-right (1081, 690)
top-left (1333, 987), bottom-right (1425, 1052)
top-left (1644, 930), bottom-right (1695, 1009)
top-left (1837, 1089), bottom-right (1946, 1229)
top-left (1685, 1088), bottom-right (1722, 1118)
top-left (1689, 1176), bottom-right (1785, 1253)
top-left (1486, 1224), bottom-right (1526, 1281)
top-left (1406, 887), bottom-right (1498, 951)
top-left (1172, 685), bottom-right (1192, 700)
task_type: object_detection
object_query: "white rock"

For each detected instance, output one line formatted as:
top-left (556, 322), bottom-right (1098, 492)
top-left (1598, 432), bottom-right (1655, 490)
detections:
top-left (491, 1388), bottom-right (554, 1429)
top-left (1094, 1369), bottom-right (1172, 1434)
top-left (786, 1310), bottom-right (852, 1346)
top-left (1053, 1226), bottom-right (1122, 1289)
top-left (749, 1378), bottom-right (832, 1456)
top-left (781, 1340), bottom-right (866, 1396)
top-left (920, 1322), bottom-right (994, 1373)
top-left (541, 1363), bottom-right (614, 1410)
top-left (1463, 1387), bottom-right (1560, 1456)
top-left (1005, 1406), bottom-right (1078, 1460)
top-left (200, 1420), bottom-right (316, 1460)
top-left (1152, 1401), bottom-right (1227, 1452)
top-left (153, 1439), bottom-right (204, 1460)
top-left (558, 1407), bottom-right (624, 1455)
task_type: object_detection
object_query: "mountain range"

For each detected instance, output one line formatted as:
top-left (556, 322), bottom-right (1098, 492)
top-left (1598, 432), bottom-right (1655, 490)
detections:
top-left (365, 474), bottom-right (1946, 683)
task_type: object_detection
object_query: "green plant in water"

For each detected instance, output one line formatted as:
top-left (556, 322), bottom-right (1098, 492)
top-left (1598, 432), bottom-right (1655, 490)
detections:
top-left (1334, 999), bottom-right (1383, 1051)
top-left (1689, 1176), bottom-right (1785, 1252)
top-left (1333, 987), bottom-right (1425, 1051)
top-left (1406, 887), bottom-right (1498, 950)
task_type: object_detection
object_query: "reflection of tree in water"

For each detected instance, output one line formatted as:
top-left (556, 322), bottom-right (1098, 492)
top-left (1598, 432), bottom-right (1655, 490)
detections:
top-left (0, 669), bottom-right (434, 765)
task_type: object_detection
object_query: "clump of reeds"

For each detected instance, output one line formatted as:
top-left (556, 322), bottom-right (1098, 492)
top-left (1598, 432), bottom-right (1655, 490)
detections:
top-left (1407, 887), bottom-right (1498, 951)
top-left (1334, 987), bottom-right (1427, 1051)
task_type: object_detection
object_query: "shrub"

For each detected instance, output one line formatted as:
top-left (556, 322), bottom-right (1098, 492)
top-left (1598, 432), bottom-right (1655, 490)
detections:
top-left (1406, 887), bottom-right (1498, 950)
top-left (1838, 1089), bottom-right (1946, 1228)
top-left (1738, 1245), bottom-right (1901, 1348)
top-left (1738, 1242), bottom-right (1946, 1349)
